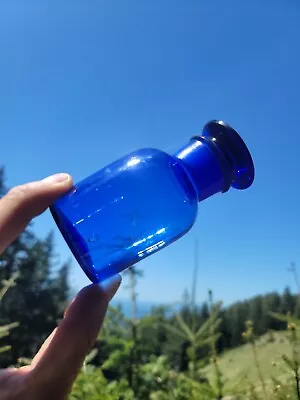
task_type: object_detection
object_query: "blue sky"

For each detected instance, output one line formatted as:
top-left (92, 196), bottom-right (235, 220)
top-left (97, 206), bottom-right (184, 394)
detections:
top-left (1, 0), bottom-right (300, 306)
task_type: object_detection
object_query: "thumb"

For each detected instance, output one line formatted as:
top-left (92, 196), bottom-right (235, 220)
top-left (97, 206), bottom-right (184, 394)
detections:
top-left (30, 275), bottom-right (122, 398)
top-left (0, 173), bottom-right (73, 253)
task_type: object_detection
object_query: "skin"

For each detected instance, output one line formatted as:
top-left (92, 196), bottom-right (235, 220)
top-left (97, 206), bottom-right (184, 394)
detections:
top-left (0, 173), bottom-right (122, 399)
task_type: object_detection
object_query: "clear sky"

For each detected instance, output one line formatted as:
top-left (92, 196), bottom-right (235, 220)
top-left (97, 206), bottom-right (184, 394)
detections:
top-left (1, 0), bottom-right (300, 306)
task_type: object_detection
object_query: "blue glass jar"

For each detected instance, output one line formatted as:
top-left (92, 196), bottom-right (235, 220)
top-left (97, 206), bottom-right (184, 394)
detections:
top-left (50, 120), bottom-right (254, 283)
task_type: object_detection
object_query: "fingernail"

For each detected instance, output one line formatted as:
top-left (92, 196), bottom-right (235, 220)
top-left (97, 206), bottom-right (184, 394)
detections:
top-left (98, 274), bottom-right (122, 301)
top-left (42, 173), bottom-right (71, 185)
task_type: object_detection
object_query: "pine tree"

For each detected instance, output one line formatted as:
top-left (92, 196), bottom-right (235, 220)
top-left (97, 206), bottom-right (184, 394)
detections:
top-left (249, 296), bottom-right (263, 335)
top-left (226, 302), bottom-right (249, 348)
top-left (0, 272), bottom-right (19, 354)
top-left (199, 302), bottom-right (209, 323)
top-left (261, 292), bottom-right (283, 331)
top-left (0, 167), bottom-right (6, 198)
top-left (281, 286), bottom-right (295, 315)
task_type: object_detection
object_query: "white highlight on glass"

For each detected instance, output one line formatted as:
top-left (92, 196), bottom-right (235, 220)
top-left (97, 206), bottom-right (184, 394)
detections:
top-left (127, 157), bottom-right (141, 168)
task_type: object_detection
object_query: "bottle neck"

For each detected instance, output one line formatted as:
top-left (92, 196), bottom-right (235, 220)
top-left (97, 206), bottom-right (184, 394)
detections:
top-left (174, 137), bottom-right (233, 202)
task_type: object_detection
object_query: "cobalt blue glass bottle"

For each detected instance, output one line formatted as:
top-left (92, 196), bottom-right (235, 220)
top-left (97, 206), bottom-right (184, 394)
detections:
top-left (50, 120), bottom-right (254, 283)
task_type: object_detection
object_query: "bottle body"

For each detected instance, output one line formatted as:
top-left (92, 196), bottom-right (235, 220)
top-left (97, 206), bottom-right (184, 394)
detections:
top-left (51, 120), bottom-right (255, 283)
top-left (51, 148), bottom-right (198, 283)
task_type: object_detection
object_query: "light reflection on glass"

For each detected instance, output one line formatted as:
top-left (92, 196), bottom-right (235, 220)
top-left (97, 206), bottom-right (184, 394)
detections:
top-left (132, 238), bottom-right (147, 247)
top-left (176, 141), bottom-right (202, 160)
top-left (127, 157), bottom-right (141, 168)
top-left (156, 227), bottom-right (166, 235)
top-left (130, 227), bottom-right (166, 249)
top-left (74, 196), bottom-right (125, 227)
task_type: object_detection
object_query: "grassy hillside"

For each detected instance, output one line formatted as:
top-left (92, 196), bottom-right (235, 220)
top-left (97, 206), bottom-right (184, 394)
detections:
top-left (203, 331), bottom-right (292, 387)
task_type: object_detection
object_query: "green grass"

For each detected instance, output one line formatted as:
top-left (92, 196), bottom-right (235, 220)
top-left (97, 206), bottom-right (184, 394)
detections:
top-left (203, 331), bottom-right (291, 387)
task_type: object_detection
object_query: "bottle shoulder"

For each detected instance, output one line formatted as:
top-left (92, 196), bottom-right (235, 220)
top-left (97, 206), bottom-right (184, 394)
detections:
top-left (58, 147), bottom-right (198, 208)
top-left (127, 147), bottom-right (172, 160)
top-left (105, 147), bottom-right (177, 174)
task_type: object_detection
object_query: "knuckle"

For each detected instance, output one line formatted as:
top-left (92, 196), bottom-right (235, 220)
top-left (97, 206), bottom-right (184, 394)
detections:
top-left (4, 184), bottom-right (36, 220)
top-left (7, 184), bottom-right (31, 203)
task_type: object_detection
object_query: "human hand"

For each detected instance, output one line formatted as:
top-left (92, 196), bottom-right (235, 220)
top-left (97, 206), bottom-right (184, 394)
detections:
top-left (0, 174), bottom-right (121, 399)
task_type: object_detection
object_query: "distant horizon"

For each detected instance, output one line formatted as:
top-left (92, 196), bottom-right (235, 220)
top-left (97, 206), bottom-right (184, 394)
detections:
top-left (110, 283), bottom-right (298, 319)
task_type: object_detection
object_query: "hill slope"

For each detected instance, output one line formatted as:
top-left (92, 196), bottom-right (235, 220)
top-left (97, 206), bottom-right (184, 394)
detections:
top-left (203, 331), bottom-right (291, 387)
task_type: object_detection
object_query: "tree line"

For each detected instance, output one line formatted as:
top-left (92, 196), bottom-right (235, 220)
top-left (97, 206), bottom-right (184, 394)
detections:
top-left (0, 168), bottom-right (299, 385)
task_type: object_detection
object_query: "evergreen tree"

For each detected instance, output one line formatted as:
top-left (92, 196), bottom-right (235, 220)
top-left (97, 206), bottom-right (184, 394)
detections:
top-left (0, 167), bottom-right (6, 197)
top-left (199, 302), bottom-right (209, 325)
top-left (294, 298), bottom-right (300, 319)
top-left (261, 292), bottom-right (283, 331)
top-left (249, 296), bottom-right (263, 335)
top-left (280, 286), bottom-right (295, 315)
